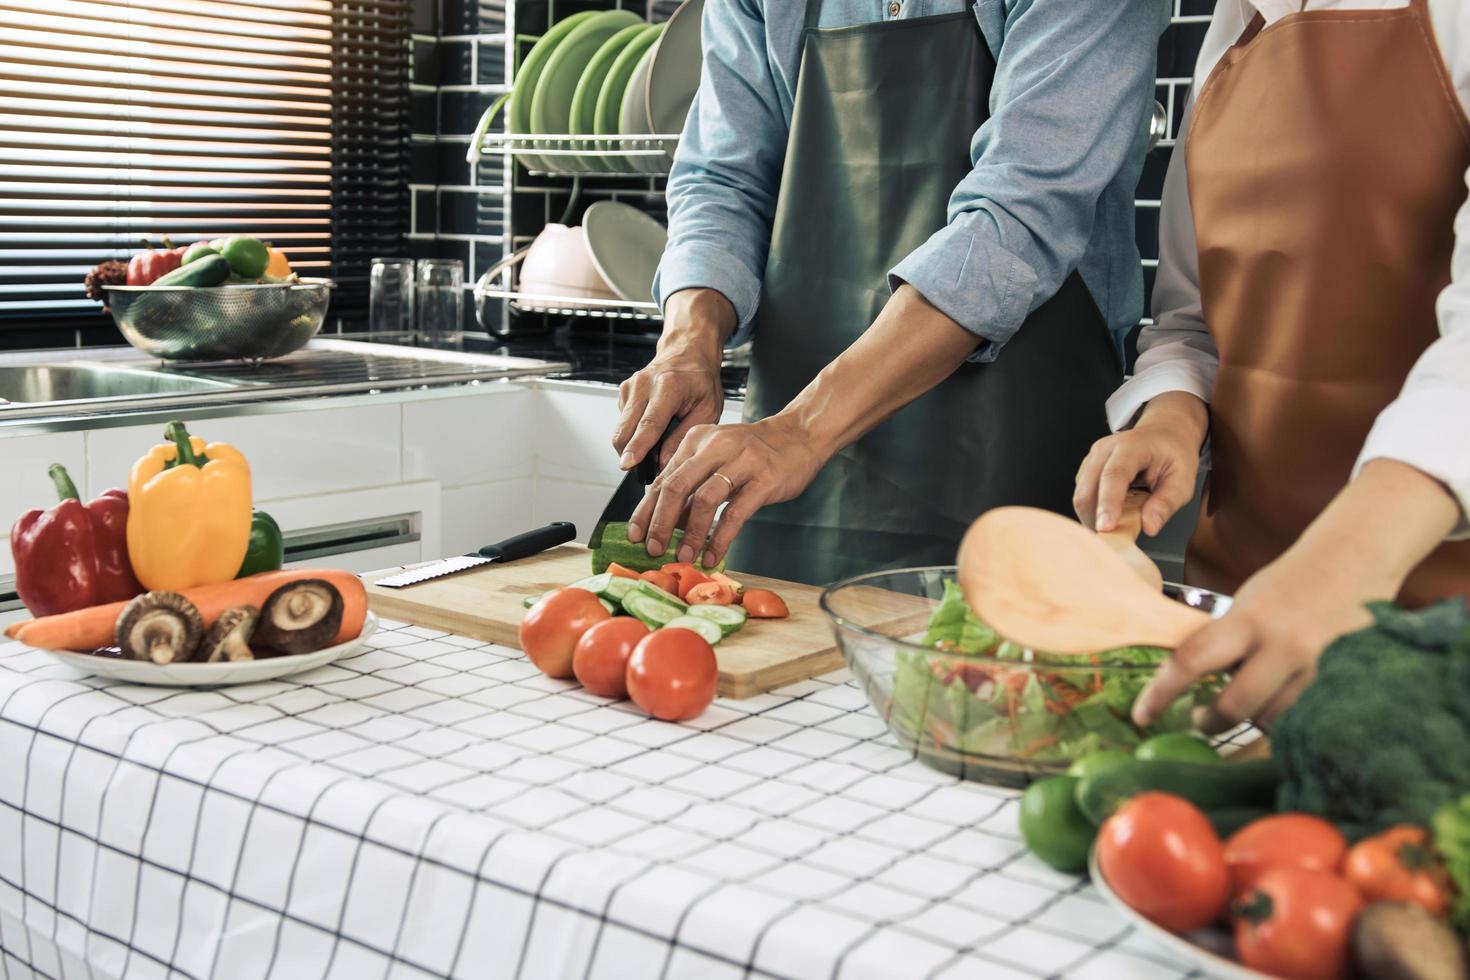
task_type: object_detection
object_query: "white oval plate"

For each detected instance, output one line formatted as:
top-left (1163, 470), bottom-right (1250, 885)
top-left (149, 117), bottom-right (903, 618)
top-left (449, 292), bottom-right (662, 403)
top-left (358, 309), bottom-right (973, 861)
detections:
top-left (1089, 850), bottom-right (1267, 980)
top-left (37, 611), bottom-right (378, 687)
top-left (583, 200), bottom-right (667, 304)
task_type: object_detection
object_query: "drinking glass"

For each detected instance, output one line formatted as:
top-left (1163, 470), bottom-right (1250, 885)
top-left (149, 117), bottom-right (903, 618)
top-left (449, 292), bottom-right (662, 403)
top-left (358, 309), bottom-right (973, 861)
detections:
top-left (369, 257), bottom-right (415, 334)
top-left (417, 258), bottom-right (465, 342)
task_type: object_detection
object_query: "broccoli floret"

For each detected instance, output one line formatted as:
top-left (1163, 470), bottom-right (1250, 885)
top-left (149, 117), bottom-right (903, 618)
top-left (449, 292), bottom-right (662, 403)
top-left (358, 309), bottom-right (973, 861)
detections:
top-left (1272, 599), bottom-right (1470, 840)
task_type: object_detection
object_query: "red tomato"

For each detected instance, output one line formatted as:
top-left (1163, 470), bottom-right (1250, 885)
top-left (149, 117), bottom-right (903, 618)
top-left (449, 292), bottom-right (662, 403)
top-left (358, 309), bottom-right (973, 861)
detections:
top-left (741, 588), bottom-right (789, 618)
top-left (518, 588), bottom-right (610, 678)
top-left (1224, 814), bottom-right (1347, 894)
top-left (640, 569), bottom-right (679, 595)
top-left (626, 629), bottom-right (718, 721)
top-left (1234, 867), bottom-right (1364, 980)
top-left (662, 562), bottom-right (712, 600)
top-left (1342, 825), bottom-right (1452, 916)
top-left (606, 562), bottom-right (640, 580)
top-left (572, 617), bottom-right (650, 698)
top-left (686, 581), bottom-right (738, 605)
top-left (1095, 793), bottom-right (1230, 933)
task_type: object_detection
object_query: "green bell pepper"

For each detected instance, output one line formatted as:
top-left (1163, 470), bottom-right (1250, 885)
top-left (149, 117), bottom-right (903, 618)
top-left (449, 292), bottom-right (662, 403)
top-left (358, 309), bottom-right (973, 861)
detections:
top-left (235, 509), bottom-right (284, 578)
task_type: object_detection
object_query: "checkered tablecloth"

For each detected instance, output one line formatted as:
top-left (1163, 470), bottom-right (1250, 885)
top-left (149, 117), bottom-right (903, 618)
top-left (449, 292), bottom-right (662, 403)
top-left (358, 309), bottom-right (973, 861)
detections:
top-left (0, 615), bottom-right (1222, 980)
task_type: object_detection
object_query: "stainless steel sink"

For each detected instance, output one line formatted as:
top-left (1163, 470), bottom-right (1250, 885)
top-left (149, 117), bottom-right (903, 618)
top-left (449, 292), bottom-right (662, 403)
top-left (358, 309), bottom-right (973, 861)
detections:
top-left (0, 363), bottom-right (236, 405)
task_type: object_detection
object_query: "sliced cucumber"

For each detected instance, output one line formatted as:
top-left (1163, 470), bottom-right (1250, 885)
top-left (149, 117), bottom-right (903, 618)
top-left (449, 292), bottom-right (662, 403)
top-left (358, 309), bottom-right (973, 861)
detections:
top-left (686, 603), bottom-right (747, 636)
top-left (635, 578), bottom-right (687, 610)
top-left (590, 522), bottom-right (726, 576)
top-left (522, 593), bottom-right (546, 609)
top-left (622, 591), bottom-right (684, 629)
top-left (570, 573), bottom-right (636, 604)
top-left (598, 597), bottom-right (617, 615)
top-left (664, 616), bottom-right (723, 646)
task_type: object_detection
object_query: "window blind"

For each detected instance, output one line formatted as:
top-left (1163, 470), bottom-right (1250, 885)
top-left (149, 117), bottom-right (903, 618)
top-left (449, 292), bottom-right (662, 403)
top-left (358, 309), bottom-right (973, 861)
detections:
top-left (0, 0), bottom-right (409, 334)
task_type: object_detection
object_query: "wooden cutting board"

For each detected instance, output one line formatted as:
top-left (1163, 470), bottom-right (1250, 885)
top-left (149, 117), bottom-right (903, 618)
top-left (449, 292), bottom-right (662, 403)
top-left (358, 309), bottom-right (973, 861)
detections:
top-left (365, 545), bottom-right (932, 698)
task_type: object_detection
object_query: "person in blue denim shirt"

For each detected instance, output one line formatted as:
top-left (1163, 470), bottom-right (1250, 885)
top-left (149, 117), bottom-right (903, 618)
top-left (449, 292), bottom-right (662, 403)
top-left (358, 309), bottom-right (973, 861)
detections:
top-left (613, 0), bottom-right (1167, 584)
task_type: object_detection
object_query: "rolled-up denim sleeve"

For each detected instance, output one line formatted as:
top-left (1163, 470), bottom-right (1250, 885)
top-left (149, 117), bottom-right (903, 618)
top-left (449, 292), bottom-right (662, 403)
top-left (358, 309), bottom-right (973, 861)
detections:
top-left (652, 0), bottom-right (787, 347)
top-left (889, 0), bottom-right (1163, 359)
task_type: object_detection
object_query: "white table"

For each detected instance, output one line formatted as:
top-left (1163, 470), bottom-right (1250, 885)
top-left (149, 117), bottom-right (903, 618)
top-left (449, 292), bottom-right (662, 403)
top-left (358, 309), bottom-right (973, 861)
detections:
top-left (0, 616), bottom-right (1217, 979)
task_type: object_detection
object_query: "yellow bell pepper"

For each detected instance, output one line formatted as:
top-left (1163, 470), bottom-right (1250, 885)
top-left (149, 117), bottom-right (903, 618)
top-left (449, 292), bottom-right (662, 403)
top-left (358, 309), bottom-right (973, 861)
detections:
top-left (127, 420), bottom-right (253, 591)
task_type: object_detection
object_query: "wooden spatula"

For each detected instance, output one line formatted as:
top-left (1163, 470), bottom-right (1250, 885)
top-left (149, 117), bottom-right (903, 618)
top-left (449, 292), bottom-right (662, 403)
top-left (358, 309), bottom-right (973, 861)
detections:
top-left (957, 506), bottom-right (1210, 653)
top-left (1096, 489), bottom-right (1164, 592)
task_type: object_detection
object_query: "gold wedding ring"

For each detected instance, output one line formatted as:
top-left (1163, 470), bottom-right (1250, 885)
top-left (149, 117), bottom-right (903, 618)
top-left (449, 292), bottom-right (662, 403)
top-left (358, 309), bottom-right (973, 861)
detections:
top-left (712, 472), bottom-right (735, 495)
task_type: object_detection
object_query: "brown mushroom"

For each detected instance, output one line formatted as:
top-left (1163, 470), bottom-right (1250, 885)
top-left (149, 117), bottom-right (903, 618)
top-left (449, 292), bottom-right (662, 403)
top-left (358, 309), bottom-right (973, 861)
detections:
top-left (115, 592), bottom-right (204, 664)
top-left (1354, 902), bottom-right (1469, 980)
top-left (197, 606), bottom-right (259, 663)
top-left (254, 579), bottom-right (343, 655)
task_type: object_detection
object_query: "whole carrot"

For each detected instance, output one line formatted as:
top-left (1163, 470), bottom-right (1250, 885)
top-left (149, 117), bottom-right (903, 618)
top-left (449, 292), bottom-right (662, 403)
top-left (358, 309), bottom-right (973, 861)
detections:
top-left (7, 568), bottom-right (366, 651)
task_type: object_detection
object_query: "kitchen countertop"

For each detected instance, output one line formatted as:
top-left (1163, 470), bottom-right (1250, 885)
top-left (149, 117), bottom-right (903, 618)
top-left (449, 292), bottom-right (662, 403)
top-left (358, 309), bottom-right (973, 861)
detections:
top-left (0, 610), bottom-right (1220, 980)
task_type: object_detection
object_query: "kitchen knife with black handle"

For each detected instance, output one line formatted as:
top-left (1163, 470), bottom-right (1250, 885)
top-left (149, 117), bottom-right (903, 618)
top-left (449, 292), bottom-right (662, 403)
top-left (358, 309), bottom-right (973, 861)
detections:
top-left (587, 419), bottom-right (671, 553)
top-left (373, 522), bottom-right (577, 588)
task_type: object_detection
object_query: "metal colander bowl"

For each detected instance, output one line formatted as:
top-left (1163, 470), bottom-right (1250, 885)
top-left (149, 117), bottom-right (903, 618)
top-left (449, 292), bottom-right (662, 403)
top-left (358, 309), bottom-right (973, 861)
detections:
top-left (104, 278), bottom-right (333, 361)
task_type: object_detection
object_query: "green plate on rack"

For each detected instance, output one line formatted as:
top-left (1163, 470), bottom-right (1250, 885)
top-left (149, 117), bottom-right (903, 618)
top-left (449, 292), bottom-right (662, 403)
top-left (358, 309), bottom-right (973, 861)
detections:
top-left (508, 10), bottom-right (599, 172)
top-left (530, 9), bottom-right (644, 174)
top-left (593, 23), bottom-right (664, 172)
top-left (569, 22), bottom-right (648, 173)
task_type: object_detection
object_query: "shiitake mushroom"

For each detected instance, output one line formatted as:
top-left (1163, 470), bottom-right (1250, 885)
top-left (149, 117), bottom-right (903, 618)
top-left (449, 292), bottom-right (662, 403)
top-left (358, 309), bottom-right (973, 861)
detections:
top-left (197, 606), bottom-right (259, 663)
top-left (115, 592), bottom-right (204, 664)
top-left (254, 579), bottom-right (342, 655)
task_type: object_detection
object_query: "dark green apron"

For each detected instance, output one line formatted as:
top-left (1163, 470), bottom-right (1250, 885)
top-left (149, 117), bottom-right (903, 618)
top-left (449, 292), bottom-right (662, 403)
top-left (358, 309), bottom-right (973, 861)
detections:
top-left (728, 0), bottom-right (1122, 586)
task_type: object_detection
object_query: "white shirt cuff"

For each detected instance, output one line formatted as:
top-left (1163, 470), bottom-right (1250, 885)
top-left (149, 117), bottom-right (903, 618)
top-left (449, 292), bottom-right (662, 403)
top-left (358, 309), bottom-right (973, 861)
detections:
top-left (1105, 361), bottom-right (1214, 432)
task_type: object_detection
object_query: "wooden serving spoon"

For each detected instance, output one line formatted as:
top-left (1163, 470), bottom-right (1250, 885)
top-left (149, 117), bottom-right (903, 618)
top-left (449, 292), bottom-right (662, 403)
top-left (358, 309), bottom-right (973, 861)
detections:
top-left (957, 505), bottom-right (1211, 653)
top-left (1096, 489), bottom-right (1164, 592)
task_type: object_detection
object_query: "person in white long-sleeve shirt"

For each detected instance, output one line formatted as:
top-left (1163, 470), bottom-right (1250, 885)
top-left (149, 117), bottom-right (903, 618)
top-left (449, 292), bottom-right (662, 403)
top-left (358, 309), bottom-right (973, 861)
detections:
top-left (1073, 0), bottom-right (1470, 732)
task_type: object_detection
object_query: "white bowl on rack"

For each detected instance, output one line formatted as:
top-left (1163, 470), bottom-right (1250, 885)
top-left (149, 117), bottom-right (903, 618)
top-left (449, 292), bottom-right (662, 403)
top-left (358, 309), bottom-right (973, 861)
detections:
top-left (517, 224), bottom-right (620, 308)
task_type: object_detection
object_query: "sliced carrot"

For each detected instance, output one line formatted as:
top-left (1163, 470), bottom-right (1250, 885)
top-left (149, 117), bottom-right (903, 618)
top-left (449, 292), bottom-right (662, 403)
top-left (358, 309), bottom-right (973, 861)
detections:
top-left (685, 581), bottom-right (738, 606)
top-left (741, 589), bottom-right (789, 619)
top-left (606, 562), bottom-right (641, 580)
top-left (639, 569), bottom-right (679, 595)
top-left (7, 568), bottom-right (368, 652)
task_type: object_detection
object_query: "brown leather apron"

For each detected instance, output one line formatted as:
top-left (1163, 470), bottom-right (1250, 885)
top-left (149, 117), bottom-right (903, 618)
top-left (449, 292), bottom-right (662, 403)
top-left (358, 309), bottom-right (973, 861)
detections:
top-left (1183, 0), bottom-right (1470, 605)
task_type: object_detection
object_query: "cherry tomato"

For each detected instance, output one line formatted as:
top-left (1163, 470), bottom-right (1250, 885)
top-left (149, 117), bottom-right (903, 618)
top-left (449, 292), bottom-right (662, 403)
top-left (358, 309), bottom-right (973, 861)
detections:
top-left (572, 617), bottom-right (650, 698)
top-left (640, 569), bottom-right (679, 595)
top-left (686, 581), bottom-right (738, 605)
top-left (626, 628), bottom-right (718, 721)
top-left (1342, 825), bottom-right (1452, 916)
top-left (1224, 813), bottom-right (1347, 894)
top-left (606, 562), bottom-right (640, 580)
top-left (662, 562), bottom-right (712, 600)
top-left (1234, 866), bottom-right (1363, 980)
top-left (1095, 792), bottom-right (1230, 933)
top-left (741, 588), bottom-right (789, 618)
top-left (518, 588), bottom-right (610, 678)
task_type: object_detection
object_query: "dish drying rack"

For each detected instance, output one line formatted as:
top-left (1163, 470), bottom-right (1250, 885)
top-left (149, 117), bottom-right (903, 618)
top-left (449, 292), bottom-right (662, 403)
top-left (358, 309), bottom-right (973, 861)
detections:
top-left (474, 132), bottom-right (679, 178)
top-left (476, 246), bottom-right (661, 321)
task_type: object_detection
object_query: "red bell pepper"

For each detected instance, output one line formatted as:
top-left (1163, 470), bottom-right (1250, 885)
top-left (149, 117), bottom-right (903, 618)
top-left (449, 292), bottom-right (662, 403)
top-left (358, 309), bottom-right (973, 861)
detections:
top-left (10, 464), bottom-right (143, 617)
top-left (126, 239), bottom-right (186, 286)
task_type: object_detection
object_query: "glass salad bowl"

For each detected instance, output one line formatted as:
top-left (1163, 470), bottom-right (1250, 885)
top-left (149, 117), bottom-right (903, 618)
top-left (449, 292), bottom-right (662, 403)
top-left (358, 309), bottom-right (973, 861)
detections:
top-left (820, 566), bottom-right (1232, 788)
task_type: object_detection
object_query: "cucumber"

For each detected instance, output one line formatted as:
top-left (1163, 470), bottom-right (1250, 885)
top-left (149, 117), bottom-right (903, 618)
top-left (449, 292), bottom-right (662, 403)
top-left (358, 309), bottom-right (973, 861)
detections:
top-left (1075, 758), bottom-right (1280, 826)
top-left (598, 597), bottom-right (617, 615)
top-left (569, 573), bottom-right (635, 604)
top-left (152, 253), bottom-right (229, 287)
top-left (622, 591), bottom-right (683, 629)
top-left (687, 603), bottom-right (747, 636)
top-left (523, 592), bottom-right (546, 609)
top-left (664, 616), bottom-right (723, 646)
top-left (590, 523), bottom-right (725, 576)
top-left (635, 578), bottom-right (687, 610)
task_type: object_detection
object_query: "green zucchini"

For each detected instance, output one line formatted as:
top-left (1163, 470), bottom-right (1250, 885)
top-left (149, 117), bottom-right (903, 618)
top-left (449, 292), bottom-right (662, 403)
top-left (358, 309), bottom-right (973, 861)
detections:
top-left (153, 253), bottom-right (229, 287)
top-left (590, 523), bottom-right (726, 576)
top-left (1075, 758), bottom-right (1280, 826)
top-left (622, 591), bottom-right (683, 629)
top-left (687, 603), bottom-right (747, 636)
top-left (664, 616), bottom-right (723, 646)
